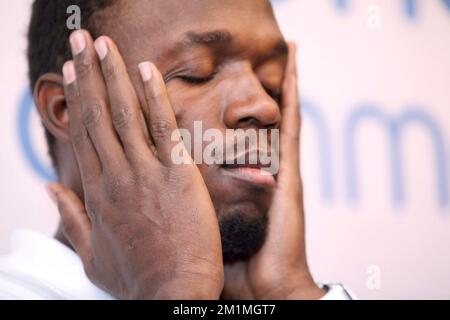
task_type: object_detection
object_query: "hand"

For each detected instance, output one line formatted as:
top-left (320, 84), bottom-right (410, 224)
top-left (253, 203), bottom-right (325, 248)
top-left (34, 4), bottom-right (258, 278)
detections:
top-left (46, 30), bottom-right (224, 299)
top-left (222, 43), bottom-right (325, 300)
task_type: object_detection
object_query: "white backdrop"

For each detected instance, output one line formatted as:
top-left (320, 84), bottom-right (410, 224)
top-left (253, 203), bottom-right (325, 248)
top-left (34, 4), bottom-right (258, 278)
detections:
top-left (1, 0), bottom-right (449, 299)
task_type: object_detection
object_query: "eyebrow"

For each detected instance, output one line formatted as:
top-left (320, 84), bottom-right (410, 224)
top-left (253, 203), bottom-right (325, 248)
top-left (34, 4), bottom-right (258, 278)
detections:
top-left (163, 29), bottom-right (288, 60)
top-left (166, 30), bottom-right (234, 57)
top-left (185, 30), bottom-right (234, 46)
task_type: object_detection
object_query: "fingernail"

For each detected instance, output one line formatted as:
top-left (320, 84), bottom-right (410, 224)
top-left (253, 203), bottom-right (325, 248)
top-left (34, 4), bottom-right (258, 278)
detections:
top-left (45, 184), bottom-right (58, 205)
top-left (138, 62), bottom-right (153, 82)
top-left (94, 38), bottom-right (108, 60)
top-left (62, 61), bottom-right (76, 84)
top-left (70, 31), bottom-right (86, 55)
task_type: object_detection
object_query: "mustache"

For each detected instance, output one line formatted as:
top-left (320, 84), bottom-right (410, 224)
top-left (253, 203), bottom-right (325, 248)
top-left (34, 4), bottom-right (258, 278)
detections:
top-left (173, 124), bottom-right (280, 174)
top-left (223, 147), bottom-right (274, 166)
top-left (206, 132), bottom-right (278, 166)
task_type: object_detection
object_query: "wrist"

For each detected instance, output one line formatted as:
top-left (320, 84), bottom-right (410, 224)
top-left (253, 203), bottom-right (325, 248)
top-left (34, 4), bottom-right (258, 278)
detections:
top-left (153, 276), bottom-right (223, 300)
top-left (285, 274), bottom-right (326, 300)
top-left (259, 273), bottom-right (326, 300)
top-left (286, 282), bottom-right (326, 300)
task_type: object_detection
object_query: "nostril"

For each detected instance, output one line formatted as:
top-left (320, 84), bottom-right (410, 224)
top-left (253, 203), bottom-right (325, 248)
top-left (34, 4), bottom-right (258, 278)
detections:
top-left (238, 117), bottom-right (258, 128)
top-left (239, 116), bottom-right (254, 123)
top-left (237, 117), bottom-right (278, 130)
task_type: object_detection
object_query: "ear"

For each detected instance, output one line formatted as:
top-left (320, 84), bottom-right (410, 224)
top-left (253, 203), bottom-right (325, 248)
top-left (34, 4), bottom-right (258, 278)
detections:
top-left (34, 73), bottom-right (70, 142)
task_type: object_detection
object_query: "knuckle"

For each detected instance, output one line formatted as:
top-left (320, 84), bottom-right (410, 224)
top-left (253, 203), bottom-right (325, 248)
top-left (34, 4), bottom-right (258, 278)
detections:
top-left (133, 170), bottom-right (152, 188)
top-left (65, 85), bottom-right (80, 103)
top-left (103, 60), bottom-right (121, 82)
top-left (65, 94), bottom-right (79, 107)
top-left (105, 178), bottom-right (122, 203)
top-left (112, 106), bottom-right (132, 130)
top-left (76, 55), bottom-right (94, 78)
top-left (60, 216), bottom-right (76, 238)
top-left (165, 167), bottom-right (190, 189)
top-left (147, 89), bottom-right (163, 101)
top-left (82, 102), bottom-right (103, 127)
top-left (151, 119), bottom-right (172, 139)
top-left (71, 127), bottom-right (89, 149)
top-left (85, 198), bottom-right (99, 219)
top-left (104, 174), bottom-right (130, 203)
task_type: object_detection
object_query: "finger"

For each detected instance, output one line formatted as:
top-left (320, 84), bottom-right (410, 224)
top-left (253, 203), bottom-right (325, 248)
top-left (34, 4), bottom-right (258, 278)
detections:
top-left (260, 43), bottom-right (306, 264)
top-left (70, 30), bottom-right (125, 171)
top-left (46, 183), bottom-right (93, 266)
top-left (63, 60), bottom-right (101, 184)
top-left (93, 36), bottom-right (154, 166)
top-left (280, 42), bottom-right (301, 176)
top-left (138, 62), bottom-right (181, 165)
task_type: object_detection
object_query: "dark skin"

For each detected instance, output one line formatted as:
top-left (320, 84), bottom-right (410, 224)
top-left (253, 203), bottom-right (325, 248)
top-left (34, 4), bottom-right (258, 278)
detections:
top-left (35, 0), bottom-right (325, 299)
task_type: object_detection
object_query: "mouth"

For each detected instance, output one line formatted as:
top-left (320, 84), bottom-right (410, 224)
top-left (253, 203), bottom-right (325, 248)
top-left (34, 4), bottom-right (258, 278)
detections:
top-left (221, 163), bottom-right (277, 188)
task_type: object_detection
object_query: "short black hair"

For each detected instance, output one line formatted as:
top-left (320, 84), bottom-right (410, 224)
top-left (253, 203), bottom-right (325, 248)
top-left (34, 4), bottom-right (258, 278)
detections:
top-left (27, 0), bottom-right (115, 172)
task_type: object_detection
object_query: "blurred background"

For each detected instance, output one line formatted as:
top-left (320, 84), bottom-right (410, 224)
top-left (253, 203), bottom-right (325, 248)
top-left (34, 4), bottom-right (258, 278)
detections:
top-left (0, 0), bottom-right (449, 299)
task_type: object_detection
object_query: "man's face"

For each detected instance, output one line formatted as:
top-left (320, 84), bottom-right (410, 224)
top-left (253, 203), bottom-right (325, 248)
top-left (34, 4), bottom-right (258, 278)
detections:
top-left (89, 0), bottom-right (287, 261)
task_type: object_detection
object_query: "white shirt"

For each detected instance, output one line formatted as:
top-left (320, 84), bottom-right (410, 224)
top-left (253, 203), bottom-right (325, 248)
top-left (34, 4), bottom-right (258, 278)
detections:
top-left (0, 229), bottom-right (353, 300)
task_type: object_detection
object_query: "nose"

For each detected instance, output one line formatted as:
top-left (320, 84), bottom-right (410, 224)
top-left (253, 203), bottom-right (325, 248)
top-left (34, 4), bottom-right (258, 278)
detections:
top-left (222, 62), bottom-right (281, 130)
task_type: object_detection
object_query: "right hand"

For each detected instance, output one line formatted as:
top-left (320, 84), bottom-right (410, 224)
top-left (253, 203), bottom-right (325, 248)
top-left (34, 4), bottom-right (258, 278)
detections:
top-left (46, 30), bottom-right (224, 299)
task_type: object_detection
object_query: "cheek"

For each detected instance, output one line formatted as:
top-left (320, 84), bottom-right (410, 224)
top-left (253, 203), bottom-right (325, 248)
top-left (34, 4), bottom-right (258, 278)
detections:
top-left (166, 82), bottom-right (223, 129)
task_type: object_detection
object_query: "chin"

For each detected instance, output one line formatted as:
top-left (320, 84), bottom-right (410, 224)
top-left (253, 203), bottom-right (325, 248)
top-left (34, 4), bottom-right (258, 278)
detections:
top-left (217, 203), bottom-right (269, 263)
top-left (200, 164), bottom-right (273, 262)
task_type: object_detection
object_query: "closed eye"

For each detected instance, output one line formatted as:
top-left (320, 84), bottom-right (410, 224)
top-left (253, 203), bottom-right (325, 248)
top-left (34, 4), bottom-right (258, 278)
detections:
top-left (178, 74), bottom-right (216, 85)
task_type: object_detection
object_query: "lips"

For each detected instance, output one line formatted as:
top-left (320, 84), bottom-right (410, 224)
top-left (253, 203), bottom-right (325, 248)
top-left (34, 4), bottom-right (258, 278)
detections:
top-left (221, 165), bottom-right (277, 188)
top-left (218, 146), bottom-right (277, 187)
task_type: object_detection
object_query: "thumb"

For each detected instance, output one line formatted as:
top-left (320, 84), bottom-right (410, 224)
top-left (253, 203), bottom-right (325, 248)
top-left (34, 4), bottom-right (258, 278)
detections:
top-left (46, 183), bottom-right (92, 265)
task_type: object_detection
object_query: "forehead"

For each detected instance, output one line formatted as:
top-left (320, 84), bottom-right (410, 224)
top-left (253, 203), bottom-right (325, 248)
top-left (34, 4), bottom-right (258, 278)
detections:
top-left (98, 0), bottom-right (283, 67)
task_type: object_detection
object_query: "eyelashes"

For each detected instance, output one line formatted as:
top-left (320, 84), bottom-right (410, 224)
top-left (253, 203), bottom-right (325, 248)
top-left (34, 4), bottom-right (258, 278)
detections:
top-left (177, 74), bottom-right (216, 85)
top-left (176, 73), bottom-right (281, 102)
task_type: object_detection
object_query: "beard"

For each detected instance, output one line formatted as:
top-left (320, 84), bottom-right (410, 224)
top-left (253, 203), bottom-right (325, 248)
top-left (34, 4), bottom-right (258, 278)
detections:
top-left (218, 208), bottom-right (268, 263)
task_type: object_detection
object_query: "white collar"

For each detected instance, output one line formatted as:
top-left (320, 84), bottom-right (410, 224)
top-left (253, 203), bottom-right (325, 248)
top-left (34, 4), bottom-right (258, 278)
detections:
top-left (0, 229), bottom-right (113, 300)
top-left (0, 229), bottom-right (353, 300)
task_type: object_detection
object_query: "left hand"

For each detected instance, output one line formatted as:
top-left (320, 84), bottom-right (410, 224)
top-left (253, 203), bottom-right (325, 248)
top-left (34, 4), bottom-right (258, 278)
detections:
top-left (221, 43), bottom-right (325, 300)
